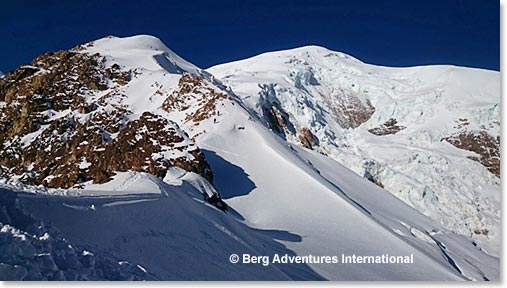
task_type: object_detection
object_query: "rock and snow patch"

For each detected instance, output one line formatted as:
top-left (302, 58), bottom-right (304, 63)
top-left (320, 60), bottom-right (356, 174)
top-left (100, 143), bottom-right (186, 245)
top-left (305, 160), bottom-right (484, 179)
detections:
top-left (0, 39), bottom-right (213, 190)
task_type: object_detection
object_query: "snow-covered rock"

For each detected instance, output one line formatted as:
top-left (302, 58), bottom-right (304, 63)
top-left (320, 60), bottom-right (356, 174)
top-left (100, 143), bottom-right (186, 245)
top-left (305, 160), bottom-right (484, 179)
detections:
top-left (0, 36), bottom-right (212, 189)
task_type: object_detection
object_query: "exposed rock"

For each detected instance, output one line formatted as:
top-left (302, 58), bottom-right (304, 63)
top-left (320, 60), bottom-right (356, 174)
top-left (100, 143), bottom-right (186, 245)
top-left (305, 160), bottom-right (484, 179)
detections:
top-left (0, 264), bottom-right (27, 281)
top-left (454, 118), bottom-right (470, 129)
top-left (298, 127), bottom-right (318, 149)
top-left (443, 130), bottom-right (500, 177)
top-left (263, 105), bottom-right (296, 136)
top-left (263, 105), bottom-right (318, 150)
top-left (364, 171), bottom-right (384, 188)
top-left (368, 118), bottom-right (406, 136)
top-left (0, 51), bottom-right (119, 141)
top-left (0, 49), bottom-right (212, 188)
top-left (206, 193), bottom-right (228, 212)
top-left (162, 74), bottom-right (229, 123)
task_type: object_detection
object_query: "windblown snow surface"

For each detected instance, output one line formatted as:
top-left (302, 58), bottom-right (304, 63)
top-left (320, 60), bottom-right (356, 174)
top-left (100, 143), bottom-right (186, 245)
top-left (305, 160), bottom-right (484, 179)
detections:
top-left (0, 36), bottom-right (499, 281)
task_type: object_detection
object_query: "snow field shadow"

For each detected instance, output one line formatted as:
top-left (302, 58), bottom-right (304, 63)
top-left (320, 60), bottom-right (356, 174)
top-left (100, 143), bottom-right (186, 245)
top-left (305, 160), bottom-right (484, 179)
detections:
top-left (202, 149), bottom-right (256, 199)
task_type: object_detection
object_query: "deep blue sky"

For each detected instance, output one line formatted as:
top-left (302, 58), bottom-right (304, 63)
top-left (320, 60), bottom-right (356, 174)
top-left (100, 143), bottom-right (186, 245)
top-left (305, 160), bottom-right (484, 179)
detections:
top-left (0, 0), bottom-right (499, 73)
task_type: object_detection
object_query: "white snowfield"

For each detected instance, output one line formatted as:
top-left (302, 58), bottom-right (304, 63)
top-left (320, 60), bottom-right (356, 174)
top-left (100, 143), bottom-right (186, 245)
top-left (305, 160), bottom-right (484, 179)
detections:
top-left (208, 45), bottom-right (500, 256)
top-left (0, 35), bottom-right (499, 280)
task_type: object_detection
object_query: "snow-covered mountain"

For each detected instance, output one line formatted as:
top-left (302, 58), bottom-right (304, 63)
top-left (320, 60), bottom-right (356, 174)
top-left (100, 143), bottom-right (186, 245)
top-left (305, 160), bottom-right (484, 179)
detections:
top-left (0, 35), bottom-right (500, 280)
top-left (208, 46), bottom-right (500, 256)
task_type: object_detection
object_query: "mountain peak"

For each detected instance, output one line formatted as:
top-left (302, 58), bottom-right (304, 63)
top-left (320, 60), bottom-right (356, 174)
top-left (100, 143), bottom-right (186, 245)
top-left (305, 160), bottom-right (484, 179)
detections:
top-left (89, 34), bottom-right (170, 52)
top-left (207, 44), bottom-right (500, 259)
top-left (253, 45), bottom-right (364, 65)
top-left (283, 44), bottom-right (339, 54)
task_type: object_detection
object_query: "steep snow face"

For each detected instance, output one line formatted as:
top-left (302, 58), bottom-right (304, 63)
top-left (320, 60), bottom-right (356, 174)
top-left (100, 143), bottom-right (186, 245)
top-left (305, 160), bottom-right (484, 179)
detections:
top-left (208, 46), bottom-right (500, 255)
top-left (192, 104), bottom-right (498, 280)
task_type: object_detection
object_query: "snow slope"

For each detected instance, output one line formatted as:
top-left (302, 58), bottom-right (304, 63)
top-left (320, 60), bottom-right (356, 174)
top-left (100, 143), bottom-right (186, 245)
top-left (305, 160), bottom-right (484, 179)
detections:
top-left (2, 162), bottom-right (497, 280)
top-left (5, 173), bottom-right (324, 280)
top-left (83, 35), bottom-right (203, 115)
top-left (208, 46), bottom-right (500, 255)
top-left (0, 36), bottom-right (499, 280)
top-left (193, 97), bottom-right (498, 280)
top-left (0, 188), bottom-right (151, 280)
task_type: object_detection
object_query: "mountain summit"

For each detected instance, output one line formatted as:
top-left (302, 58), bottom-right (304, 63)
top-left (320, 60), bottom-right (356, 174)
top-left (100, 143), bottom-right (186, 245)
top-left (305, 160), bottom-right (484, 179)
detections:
top-left (209, 46), bottom-right (500, 255)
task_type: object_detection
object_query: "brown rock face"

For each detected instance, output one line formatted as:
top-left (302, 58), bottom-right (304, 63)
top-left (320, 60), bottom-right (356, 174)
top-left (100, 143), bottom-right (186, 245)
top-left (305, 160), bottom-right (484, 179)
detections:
top-left (262, 105), bottom-right (319, 150)
top-left (162, 74), bottom-right (229, 123)
top-left (368, 118), bottom-right (406, 136)
top-left (298, 127), bottom-right (317, 149)
top-left (443, 130), bottom-right (500, 177)
top-left (0, 51), bottom-right (123, 142)
top-left (264, 106), bottom-right (294, 136)
top-left (83, 112), bottom-right (212, 186)
top-left (0, 49), bottom-right (213, 189)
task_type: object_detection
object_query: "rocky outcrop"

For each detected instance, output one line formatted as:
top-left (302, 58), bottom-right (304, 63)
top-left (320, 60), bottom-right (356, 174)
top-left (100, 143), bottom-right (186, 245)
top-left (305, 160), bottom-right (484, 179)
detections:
top-left (5, 111), bottom-right (212, 189)
top-left (0, 50), bottom-right (127, 141)
top-left (162, 75), bottom-right (229, 123)
top-left (0, 49), bottom-right (212, 189)
top-left (263, 105), bottom-right (296, 136)
top-left (262, 104), bottom-right (318, 150)
top-left (298, 127), bottom-right (318, 149)
top-left (443, 130), bottom-right (500, 177)
top-left (368, 118), bottom-right (406, 136)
